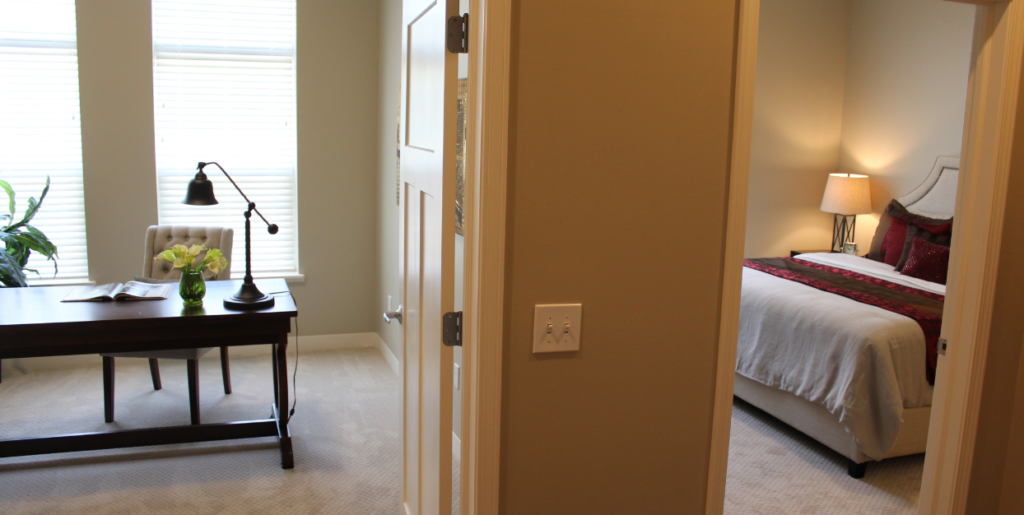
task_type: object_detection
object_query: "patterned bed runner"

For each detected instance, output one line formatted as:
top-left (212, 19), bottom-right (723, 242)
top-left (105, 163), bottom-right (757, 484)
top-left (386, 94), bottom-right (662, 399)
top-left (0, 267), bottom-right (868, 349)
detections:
top-left (744, 257), bottom-right (943, 383)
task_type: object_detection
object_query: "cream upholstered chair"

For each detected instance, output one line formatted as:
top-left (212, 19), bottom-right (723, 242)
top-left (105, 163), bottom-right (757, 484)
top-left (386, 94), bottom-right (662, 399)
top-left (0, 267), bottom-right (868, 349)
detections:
top-left (101, 225), bottom-right (234, 425)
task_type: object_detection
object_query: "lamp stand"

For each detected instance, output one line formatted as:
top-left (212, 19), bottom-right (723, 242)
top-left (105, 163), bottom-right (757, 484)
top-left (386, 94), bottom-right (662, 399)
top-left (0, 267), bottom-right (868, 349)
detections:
top-left (224, 203), bottom-right (275, 310)
top-left (831, 214), bottom-right (857, 253)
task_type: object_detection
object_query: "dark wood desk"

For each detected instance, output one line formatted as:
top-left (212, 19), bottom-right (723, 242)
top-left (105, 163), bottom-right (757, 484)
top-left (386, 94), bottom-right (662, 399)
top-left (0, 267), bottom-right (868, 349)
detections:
top-left (0, 279), bottom-right (298, 468)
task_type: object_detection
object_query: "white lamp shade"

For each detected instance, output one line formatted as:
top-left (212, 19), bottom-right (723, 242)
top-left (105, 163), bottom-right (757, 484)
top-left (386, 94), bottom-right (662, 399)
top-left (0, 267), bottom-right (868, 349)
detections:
top-left (820, 173), bottom-right (871, 215)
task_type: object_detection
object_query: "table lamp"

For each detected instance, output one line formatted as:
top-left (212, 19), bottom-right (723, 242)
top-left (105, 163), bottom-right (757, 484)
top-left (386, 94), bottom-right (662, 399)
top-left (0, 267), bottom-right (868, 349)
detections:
top-left (183, 162), bottom-right (278, 309)
top-left (820, 173), bottom-right (871, 253)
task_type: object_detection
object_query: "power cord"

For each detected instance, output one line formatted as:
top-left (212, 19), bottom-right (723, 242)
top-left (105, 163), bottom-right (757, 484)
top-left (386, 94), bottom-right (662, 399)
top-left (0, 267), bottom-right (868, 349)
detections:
top-left (268, 290), bottom-right (299, 423)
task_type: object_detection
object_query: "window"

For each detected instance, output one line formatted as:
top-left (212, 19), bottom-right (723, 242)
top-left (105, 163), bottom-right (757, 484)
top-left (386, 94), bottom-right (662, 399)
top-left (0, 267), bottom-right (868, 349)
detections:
top-left (153, 0), bottom-right (298, 278)
top-left (0, 0), bottom-right (90, 284)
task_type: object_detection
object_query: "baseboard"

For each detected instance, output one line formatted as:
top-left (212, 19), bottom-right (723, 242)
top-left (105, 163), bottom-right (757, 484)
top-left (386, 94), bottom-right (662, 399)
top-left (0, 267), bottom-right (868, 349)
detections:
top-left (453, 431), bottom-right (462, 462)
top-left (0, 332), bottom-right (379, 373)
top-left (376, 334), bottom-right (400, 377)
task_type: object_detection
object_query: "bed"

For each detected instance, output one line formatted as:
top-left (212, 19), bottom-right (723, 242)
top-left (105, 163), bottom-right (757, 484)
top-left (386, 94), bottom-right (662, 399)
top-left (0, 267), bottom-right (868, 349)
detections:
top-left (735, 156), bottom-right (959, 478)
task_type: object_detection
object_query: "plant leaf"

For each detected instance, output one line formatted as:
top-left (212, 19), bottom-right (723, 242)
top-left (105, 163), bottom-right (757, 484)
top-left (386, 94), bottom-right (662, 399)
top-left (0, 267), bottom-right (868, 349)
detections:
top-left (0, 179), bottom-right (14, 222)
top-left (0, 249), bottom-right (28, 287)
top-left (22, 225), bottom-right (57, 258)
top-left (9, 176), bottom-right (49, 229)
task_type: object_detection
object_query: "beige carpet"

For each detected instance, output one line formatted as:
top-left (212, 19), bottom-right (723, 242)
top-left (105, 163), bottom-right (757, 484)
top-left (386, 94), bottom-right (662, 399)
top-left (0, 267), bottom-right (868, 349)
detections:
top-left (725, 398), bottom-right (924, 515)
top-left (0, 347), bottom-right (400, 515)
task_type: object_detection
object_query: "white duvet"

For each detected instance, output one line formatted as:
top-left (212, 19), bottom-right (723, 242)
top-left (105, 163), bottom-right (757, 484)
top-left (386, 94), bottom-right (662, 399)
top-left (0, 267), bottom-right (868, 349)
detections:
top-left (736, 253), bottom-right (941, 460)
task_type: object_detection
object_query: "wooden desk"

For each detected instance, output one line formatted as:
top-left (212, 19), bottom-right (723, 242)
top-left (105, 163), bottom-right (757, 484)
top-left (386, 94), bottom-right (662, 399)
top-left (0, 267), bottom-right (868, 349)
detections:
top-left (0, 279), bottom-right (298, 468)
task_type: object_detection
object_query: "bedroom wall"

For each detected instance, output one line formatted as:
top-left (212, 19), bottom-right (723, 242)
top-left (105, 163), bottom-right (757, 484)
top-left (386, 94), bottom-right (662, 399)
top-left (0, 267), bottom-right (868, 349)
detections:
top-left (837, 0), bottom-right (975, 250)
top-left (744, 0), bottom-right (850, 258)
top-left (744, 0), bottom-right (975, 258)
top-left (500, 0), bottom-right (738, 512)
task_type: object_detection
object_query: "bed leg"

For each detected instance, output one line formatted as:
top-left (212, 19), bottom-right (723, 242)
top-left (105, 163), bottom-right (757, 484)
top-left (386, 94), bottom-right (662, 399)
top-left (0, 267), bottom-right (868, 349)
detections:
top-left (847, 459), bottom-right (867, 479)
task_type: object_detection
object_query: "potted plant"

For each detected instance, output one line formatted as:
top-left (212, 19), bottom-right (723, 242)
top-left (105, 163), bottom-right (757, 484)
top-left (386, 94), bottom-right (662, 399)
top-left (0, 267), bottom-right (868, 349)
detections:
top-left (0, 177), bottom-right (58, 287)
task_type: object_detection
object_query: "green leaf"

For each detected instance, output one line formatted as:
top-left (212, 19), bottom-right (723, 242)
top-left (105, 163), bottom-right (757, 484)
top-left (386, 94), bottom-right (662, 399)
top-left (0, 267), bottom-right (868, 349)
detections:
top-left (21, 226), bottom-right (57, 258)
top-left (0, 179), bottom-right (14, 221)
top-left (0, 249), bottom-right (28, 287)
top-left (10, 176), bottom-right (49, 229)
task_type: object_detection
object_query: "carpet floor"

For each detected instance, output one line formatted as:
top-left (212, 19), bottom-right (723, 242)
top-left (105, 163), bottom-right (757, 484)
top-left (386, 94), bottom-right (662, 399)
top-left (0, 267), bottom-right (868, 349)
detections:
top-left (725, 398), bottom-right (924, 515)
top-left (0, 347), bottom-right (401, 515)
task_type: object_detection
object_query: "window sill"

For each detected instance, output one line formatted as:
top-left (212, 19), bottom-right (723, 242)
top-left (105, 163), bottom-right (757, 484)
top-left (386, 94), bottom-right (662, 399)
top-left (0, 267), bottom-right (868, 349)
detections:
top-left (26, 278), bottom-right (97, 287)
top-left (245, 273), bottom-right (306, 284)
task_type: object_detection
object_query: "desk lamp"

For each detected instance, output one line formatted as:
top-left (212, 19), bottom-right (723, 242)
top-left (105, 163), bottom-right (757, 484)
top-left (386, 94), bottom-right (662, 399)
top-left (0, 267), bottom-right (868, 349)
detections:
top-left (183, 162), bottom-right (277, 309)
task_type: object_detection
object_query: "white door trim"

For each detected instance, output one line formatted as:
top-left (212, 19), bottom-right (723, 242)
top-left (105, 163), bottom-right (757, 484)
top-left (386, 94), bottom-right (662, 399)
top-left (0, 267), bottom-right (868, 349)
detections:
top-left (705, 1), bottom-right (1024, 514)
top-left (460, 0), bottom-right (512, 514)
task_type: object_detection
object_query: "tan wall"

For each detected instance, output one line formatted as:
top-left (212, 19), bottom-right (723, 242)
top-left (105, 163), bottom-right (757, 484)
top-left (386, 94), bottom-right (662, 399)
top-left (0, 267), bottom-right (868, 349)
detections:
top-left (838, 0), bottom-right (974, 250)
top-left (965, 48), bottom-right (1024, 513)
top-left (375, 0), bottom-right (404, 360)
top-left (744, 0), bottom-right (850, 258)
top-left (500, 1), bottom-right (738, 513)
top-left (74, 0), bottom-right (379, 337)
top-left (745, 0), bottom-right (975, 258)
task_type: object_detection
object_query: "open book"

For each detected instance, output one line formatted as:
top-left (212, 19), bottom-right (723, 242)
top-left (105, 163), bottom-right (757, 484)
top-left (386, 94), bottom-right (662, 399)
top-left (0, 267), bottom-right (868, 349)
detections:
top-left (62, 281), bottom-right (174, 302)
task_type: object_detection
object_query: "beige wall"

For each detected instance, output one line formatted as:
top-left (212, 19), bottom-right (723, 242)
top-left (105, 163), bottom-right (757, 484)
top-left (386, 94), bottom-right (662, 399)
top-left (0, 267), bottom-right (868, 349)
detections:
top-left (838, 0), bottom-right (974, 250)
top-left (745, 0), bottom-right (975, 258)
top-left (73, 0), bottom-right (380, 337)
top-left (500, 1), bottom-right (738, 512)
top-left (375, 0), bottom-right (403, 360)
top-left (745, 0), bottom-right (850, 258)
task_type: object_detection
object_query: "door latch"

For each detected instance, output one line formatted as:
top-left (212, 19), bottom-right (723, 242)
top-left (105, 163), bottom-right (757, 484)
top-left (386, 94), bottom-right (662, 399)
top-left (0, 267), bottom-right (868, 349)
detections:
top-left (447, 14), bottom-right (469, 54)
top-left (443, 311), bottom-right (463, 346)
top-left (937, 337), bottom-right (948, 356)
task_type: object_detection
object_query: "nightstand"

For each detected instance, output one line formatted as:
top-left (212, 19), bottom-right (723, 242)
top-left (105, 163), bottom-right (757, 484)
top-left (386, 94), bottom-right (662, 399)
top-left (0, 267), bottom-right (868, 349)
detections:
top-left (790, 249), bottom-right (833, 258)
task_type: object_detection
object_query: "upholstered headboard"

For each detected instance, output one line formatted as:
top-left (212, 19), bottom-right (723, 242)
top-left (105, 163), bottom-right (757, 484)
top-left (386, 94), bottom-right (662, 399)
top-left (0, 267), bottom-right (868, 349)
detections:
top-left (896, 156), bottom-right (959, 219)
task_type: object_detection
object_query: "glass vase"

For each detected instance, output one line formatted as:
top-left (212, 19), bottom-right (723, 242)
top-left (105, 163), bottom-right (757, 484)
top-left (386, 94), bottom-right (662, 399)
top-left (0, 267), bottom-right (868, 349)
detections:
top-left (179, 268), bottom-right (206, 307)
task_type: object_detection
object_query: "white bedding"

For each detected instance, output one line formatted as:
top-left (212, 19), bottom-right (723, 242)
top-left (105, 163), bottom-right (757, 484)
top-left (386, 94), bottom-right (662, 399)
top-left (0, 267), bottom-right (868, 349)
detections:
top-left (736, 252), bottom-right (940, 460)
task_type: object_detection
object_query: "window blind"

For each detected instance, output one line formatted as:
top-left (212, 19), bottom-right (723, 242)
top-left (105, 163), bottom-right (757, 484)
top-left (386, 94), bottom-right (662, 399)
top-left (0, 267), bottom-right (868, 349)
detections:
top-left (0, 0), bottom-right (90, 284)
top-left (153, 0), bottom-right (298, 278)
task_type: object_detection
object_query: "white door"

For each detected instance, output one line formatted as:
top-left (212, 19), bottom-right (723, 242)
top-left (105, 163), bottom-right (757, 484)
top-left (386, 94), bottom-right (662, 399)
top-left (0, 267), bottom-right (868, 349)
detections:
top-left (400, 1), bottom-right (458, 514)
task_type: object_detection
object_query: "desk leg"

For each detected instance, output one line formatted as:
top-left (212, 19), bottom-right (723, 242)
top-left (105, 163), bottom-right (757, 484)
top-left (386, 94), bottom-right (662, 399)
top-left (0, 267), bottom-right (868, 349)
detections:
top-left (274, 335), bottom-right (293, 469)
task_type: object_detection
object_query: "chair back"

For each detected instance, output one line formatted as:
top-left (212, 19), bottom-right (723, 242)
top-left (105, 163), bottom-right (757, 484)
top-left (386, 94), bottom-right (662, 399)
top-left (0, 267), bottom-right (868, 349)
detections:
top-left (143, 225), bottom-right (234, 281)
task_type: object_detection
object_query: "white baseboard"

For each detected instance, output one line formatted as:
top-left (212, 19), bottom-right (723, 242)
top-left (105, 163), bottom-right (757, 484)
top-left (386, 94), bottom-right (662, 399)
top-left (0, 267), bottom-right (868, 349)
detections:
top-left (376, 334), bottom-right (400, 377)
top-left (453, 431), bottom-right (462, 462)
top-left (0, 332), bottom-right (380, 373)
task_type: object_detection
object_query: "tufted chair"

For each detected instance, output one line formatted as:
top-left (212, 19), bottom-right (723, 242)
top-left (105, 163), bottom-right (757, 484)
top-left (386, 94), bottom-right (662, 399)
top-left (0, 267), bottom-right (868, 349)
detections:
top-left (101, 225), bottom-right (234, 426)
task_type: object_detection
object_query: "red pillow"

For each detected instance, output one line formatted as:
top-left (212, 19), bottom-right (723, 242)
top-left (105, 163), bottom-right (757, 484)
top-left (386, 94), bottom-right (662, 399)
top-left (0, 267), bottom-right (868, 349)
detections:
top-left (900, 237), bottom-right (951, 285)
top-left (882, 217), bottom-right (909, 267)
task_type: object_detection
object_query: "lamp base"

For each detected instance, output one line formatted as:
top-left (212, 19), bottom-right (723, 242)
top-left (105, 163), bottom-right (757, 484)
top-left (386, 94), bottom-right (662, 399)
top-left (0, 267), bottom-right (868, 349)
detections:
top-left (223, 281), bottom-right (275, 310)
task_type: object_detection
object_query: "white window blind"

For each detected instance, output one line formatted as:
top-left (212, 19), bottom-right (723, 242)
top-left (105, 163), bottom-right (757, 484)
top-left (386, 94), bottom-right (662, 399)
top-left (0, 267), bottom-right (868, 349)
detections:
top-left (153, 0), bottom-right (298, 278)
top-left (0, 0), bottom-right (90, 284)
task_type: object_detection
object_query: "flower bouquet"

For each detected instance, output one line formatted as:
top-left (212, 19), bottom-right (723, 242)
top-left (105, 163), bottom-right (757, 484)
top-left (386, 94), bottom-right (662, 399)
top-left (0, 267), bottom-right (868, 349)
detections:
top-left (157, 244), bottom-right (228, 307)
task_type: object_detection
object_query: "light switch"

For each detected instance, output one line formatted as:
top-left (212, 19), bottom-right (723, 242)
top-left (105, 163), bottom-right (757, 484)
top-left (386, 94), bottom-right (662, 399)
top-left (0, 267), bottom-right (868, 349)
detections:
top-left (533, 304), bottom-right (582, 353)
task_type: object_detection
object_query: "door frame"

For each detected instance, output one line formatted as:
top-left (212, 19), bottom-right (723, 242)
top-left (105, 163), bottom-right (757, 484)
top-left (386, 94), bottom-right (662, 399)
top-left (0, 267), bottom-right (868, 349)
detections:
top-left (458, 0), bottom-right (511, 514)
top-left (704, 1), bottom-right (1024, 514)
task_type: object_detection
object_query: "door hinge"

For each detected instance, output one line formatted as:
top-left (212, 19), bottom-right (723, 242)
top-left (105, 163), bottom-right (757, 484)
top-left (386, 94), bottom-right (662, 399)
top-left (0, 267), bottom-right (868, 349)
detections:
top-left (447, 14), bottom-right (469, 54)
top-left (443, 311), bottom-right (463, 346)
top-left (938, 337), bottom-right (948, 356)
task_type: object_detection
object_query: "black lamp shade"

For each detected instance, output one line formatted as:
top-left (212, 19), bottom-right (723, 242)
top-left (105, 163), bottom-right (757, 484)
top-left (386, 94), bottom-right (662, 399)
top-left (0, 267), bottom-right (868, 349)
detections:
top-left (182, 171), bottom-right (219, 206)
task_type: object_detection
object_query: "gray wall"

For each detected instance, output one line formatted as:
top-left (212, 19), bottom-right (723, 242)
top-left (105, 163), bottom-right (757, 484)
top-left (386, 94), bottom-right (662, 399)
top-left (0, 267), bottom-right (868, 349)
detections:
top-left (375, 0), bottom-right (404, 361)
top-left (499, 1), bottom-right (739, 512)
top-left (73, 0), bottom-right (379, 337)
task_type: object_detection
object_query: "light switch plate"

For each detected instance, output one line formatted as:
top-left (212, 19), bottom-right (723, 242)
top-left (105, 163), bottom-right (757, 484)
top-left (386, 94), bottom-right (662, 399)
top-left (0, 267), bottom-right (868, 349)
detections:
top-left (533, 304), bottom-right (582, 353)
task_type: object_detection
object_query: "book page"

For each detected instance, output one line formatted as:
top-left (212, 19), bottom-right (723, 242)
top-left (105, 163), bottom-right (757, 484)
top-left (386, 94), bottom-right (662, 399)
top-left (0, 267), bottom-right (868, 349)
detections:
top-left (115, 281), bottom-right (173, 300)
top-left (62, 283), bottom-right (122, 302)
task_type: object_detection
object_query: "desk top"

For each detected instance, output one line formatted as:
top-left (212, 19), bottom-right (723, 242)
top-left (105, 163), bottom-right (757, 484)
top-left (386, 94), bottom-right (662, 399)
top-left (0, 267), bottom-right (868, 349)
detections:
top-left (0, 278), bottom-right (297, 329)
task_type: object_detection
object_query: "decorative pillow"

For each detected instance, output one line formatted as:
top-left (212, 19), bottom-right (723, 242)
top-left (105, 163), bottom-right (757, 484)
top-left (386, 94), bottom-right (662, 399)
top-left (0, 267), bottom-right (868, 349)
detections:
top-left (896, 222), bottom-right (953, 271)
top-left (900, 237), bottom-right (951, 285)
top-left (882, 217), bottom-right (909, 267)
top-left (867, 200), bottom-right (953, 262)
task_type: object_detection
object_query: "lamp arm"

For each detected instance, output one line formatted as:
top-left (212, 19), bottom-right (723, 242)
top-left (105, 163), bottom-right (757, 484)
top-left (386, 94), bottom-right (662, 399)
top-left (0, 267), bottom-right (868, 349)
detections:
top-left (198, 162), bottom-right (277, 231)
